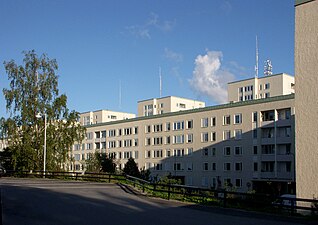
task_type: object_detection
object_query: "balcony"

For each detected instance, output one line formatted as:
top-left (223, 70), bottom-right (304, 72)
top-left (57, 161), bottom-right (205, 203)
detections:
top-left (276, 119), bottom-right (291, 127)
top-left (261, 120), bottom-right (275, 128)
top-left (260, 154), bottom-right (275, 161)
top-left (276, 136), bottom-right (291, 144)
top-left (261, 137), bottom-right (275, 145)
top-left (260, 171), bottom-right (293, 180)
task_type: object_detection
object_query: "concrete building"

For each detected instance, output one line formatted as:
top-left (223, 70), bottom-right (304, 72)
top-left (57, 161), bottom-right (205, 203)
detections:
top-left (71, 88), bottom-right (295, 194)
top-left (137, 96), bottom-right (205, 117)
top-left (295, 0), bottom-right (318, 200)
top-left (228, 73), bottom-right (294, 103)
top-left (79, 110), bottom-right (135, 126)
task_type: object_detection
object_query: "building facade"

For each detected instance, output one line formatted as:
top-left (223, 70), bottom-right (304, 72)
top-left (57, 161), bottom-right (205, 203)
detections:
top-left (137, 96), bottom-right (205, 117)
top-left (228, 73), bottom-right (294, 103)
top-left (79, 110), bottom-right (136, 126)
top-left (295, 0), bottom-right (318, 200)
top-left (71, 93), bottom-right (295, 194)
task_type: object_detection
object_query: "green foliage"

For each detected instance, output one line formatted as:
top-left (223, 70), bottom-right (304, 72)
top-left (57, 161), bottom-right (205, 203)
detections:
top-left (158, 175), bottom-right (182, 185)
top-left (1, 50), bottom-right (86, 171)
top-left (123, 157), bottom-right (140, 178)
top-left (85, 152), bottom-right (116, 173)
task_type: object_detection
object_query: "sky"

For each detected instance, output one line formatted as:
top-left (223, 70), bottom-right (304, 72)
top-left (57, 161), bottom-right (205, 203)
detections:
top-left (0, 0), bottom-right (295, 118)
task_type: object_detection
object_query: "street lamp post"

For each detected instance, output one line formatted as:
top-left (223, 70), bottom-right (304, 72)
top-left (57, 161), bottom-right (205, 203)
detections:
top-left (36, 113), bottom-right (47, 176)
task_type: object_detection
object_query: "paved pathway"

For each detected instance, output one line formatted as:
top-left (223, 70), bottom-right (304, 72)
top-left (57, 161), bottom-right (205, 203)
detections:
top-left (0, 178), bottom-right (315, 225)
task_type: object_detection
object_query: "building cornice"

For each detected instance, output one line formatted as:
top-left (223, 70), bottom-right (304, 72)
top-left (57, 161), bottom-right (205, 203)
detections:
top-left (85, 94), bottom-right (295, 129)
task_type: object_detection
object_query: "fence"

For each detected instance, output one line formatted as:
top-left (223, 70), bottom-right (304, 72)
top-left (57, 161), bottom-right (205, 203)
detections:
top-left (2, 171), bottom-right (318, 216)
top-left (125, 175), bottom-right (318, 216)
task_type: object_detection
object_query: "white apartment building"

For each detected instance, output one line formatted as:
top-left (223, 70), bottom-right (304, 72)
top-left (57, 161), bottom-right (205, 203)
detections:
top-left (79, 110), bottom-right (136, 126)
top-left (71, 90), bottom-right (295, 194)
top-left (227, 73), bottom-right (294, 103)
top-left (137, 96), bottom-right (205, 117)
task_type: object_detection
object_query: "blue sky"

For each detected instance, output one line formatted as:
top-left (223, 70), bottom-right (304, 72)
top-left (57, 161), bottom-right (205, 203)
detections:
top-left (0, 0), bottom-right (295, 117)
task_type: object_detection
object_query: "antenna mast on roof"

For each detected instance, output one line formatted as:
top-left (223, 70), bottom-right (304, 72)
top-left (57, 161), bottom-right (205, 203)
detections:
top-left (264, 59), bottom-right (273, 76)
top-left (159, 66), bottom-right (162, 98)
top-left (255, 35), bottom-right (259, 78)
top-left (119, 80), bottom-right (122, 109)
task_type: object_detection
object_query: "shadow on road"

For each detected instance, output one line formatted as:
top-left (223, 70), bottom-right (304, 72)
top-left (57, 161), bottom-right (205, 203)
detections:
top-left (0, 179), bottom-right (316, 225)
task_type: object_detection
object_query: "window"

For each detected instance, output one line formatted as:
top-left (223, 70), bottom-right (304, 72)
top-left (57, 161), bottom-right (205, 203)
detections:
top-left (174, 135), bottom-right (184, 144)
top-left (253, 146), bottom-right (258, 155)
top-left (166, 149), bottom-right (171, 157)
top-left (173, 148), bottom-right (184, 157)
top-left (124, 128), bottom-right (132, 135)
top-left (155, 163), bottom-right (163, 171)
top-left (201, 132), bottom-right (209, 142)
top-left (154, 124), bottom-right (163, 132)
top-left (223, 130), bottom-right (231, 140)
top-left (234, 114), bottom-right (242, 124)
top-left (108, 141), bottom-right (116, 149)
top-left (134, 127), bottom-right (138, 134)
top-left (174, 163), bottom-right (182, 171)
top-left (203, 148), bottom-right (209, 156)
top-left (123, 139), bottom-right (132, 147)
top-left (203, 162), bottom-right (209, 171)
top-left (146, 125), bottom-right (151, 133)
top-left (154, 150), bottom-right (163, 158)
top-left (153, 137), bottom-right (163, 145)
top-left (224, 163), bottom-right (231, 171)
top-left (235, 179), bottom-right (242, 188)
top-left (134, 139), bottom-right (138, 146)
top-left (173, 121), bottom-right (184, 130)
top-left (187, 120), bottom-right (193, 129)
top-left (212, 163), bottom-right (217, 171)
top-left (187, 163), bottom-right (193, 171)
top-left (201, 118), bottom-right (209, 128)
top-left (224, 147), bottom-right (231, 156)
top-left (95, 142), bottom-right (100, 149)
top-left (179, 103), bottom-right (186, 108)
top-left (235, 146), bottom-right (243, 155)
top-left (166, 122), bottom-right (171, 131)
top-left (108, 129), bottom-right (116, 137)
top-left (146, 150), bottom-right (151, 158)
top-left (239, 87), bottom-right (243, 93)
top-left (234, 129), bottom-right (242, 140)
top-left (95, 131), bottom-right (101, 139)
top-left (124, 151), bottom-right (132, 159)
top-left (187, 148), bottom-right (193, 156)
top-left (223, 115), bottom-right (231, 125)
top-left (211, 148), bottom-right (216, 156)
top-left (101, 130), bottom-right (107, 138)
top-left (254, 162), bottom-right (258, 171)
top-left (261, 145), bottom-right (275, 154)
top-left (211, 117), bottom-right (216, 126)
top-left (265, 83), bottom-right (270, 89)
top-left (118, 129), bottom-right (122, 136)
top-left (235, 162), bottom-right (243, 171)
top-left (74, 154), bottom-right (80, 161)
top-left (187, 134), bottom-right (193, 143)
top-left (86, 132), bottom-right (93, 140)
top-left (145, 138), bottom-right (151, 146)
top-left (211, 132), bottom-right (216, 142)
top-left (259, 84), bottom-right (262, 90)
top-left (265, 92), bottom-right (270, 98)
top-left (166, 136), bottom-right (171, 144)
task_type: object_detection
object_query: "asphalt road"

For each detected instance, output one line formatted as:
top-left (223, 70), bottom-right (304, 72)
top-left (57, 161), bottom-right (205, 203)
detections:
top-left (0, 178), bottom-right (314, 225)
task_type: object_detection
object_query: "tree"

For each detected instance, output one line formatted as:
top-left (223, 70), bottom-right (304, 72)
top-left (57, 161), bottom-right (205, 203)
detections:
top-left (1, 50), bottom-right (85, 171)
top-left (123, 158), bottom-right (140, 178)
top-left (85, 152), bottom-right (116, 173)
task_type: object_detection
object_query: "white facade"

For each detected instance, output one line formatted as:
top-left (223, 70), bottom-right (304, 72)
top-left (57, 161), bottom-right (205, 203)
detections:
top-left (137, 96), bottom-right (205, 117)
top-left (79, 110), bottom-right (136, 126)
top-left (71, 94), bottom-right (295, 193)
top-left (228, 73), bottom-right (294, 103)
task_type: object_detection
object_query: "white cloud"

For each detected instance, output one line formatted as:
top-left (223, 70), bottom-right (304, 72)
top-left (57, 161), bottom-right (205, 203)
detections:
top-left (164, 48), bottom-right (183, 63)
top-left (189, 50), bottom-right (235, 104)
top-left (126, 13), bottom-right (176, 39)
